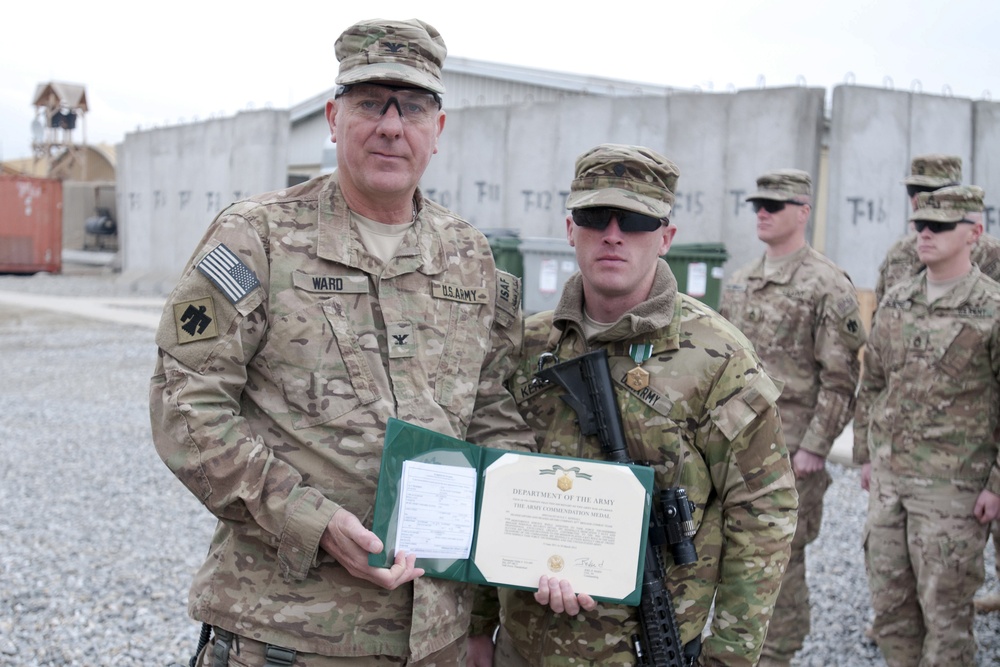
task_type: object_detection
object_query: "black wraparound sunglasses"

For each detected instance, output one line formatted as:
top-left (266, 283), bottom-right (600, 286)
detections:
top-left (913, 219), bottom-right (976, 234)
top-left (571, 207), bottom-right (665, 232)
top-left (750, 199), bottom-right (807, 214)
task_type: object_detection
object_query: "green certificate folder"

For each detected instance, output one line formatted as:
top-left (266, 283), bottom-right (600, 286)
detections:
top-left (369, 418), bottom-right (654, 606)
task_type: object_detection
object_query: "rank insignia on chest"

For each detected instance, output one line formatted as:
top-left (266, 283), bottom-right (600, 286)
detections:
top-left (387, 321), bottom-right (416, 358)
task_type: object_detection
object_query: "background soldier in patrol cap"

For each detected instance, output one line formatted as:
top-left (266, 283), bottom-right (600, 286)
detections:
top-left (875, 154), bottom-right (964, 303)
top-left (469, 144), bottom-right (797, 667)
top-left (719, 169), bottom-right (866, 667)
top-left (874, 154), bottom-right (1000, 304)
top-left (854, 185), bottom-right (1000, 666)
top-left (874, 155), bottom-right (1000, 615)
top-left (149, 17), bottom-right (534, 667)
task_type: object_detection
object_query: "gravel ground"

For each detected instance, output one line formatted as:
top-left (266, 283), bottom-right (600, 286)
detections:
top-left (1, 268), bottom-right (998, 666)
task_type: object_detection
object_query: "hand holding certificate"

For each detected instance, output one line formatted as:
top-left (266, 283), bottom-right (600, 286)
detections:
top-left (370, 419), bottom-right (654, 605)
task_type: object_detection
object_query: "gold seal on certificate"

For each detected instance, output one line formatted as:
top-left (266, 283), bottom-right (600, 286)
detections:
top-left (548, 555), bottom-right (565, 572)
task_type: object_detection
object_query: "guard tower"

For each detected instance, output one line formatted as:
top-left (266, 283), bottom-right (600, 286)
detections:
top-left (31, 81), bottom-right (88, 179)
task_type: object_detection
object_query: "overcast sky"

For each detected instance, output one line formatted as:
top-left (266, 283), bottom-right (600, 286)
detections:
top-left (1, 0), bottom-right (996, 161)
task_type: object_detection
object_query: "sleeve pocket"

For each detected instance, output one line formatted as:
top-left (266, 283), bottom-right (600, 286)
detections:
top-left (710, 372), bottom-right (783, 441)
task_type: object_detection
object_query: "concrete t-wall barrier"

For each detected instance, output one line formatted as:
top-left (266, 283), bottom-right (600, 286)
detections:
top-left (117, 109), bottom-right (289, 280)
top-left (421, 87), bottom-right (825, 274)
top-left (825, 85), bottom-right (1000, 290)
top-left (974, 101), bottom-right (1000, 234)
top-left (111, 84), bottom-right (1000, 298)
top-left (711, 88), bottom-right (824, 269)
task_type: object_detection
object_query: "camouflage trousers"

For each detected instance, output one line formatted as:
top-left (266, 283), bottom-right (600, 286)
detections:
top-left (492, 625), bottom-right (636, 667)
top-left (195, 627), bottom-right (468, 667)
top-left (864, 471), bottom-right (988, 667)
top-left (493, 626), bottom-right (532, 667)
top-left (758, 467), bottom-right (831, 665)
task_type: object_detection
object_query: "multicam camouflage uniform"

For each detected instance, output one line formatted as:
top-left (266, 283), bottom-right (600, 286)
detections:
top-left (873, 155), bottom-right (1000, 616)
top-left (875, 232), bottom-right (1000, 304)
top-left (149, 171), bottom-right (534, 660)
top-left (854, 186), bottom-right (1000, 666)
top-left (494, 262), bottom-right (798, 667)
top-left (719, 173), bottom-right (866, 664)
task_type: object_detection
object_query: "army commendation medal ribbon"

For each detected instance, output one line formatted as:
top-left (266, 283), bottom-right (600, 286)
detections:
top-left (625, 344), bottom-right (653, 391)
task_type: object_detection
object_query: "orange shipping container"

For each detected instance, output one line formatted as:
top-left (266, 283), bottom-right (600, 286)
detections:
top-left (0, 174), bottom-right (62, 274)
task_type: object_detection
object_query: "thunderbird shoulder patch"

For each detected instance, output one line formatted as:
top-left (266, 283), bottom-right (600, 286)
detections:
top-left (173, 297), bottom-right (219, 344)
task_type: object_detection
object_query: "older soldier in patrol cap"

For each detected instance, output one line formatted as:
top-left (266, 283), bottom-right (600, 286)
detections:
top-left (719, 169), bottom-right (866, 667)
top-left (469, 144), bottom-right (798, 667)
top-left (855, 185), bottom-right (1000, 666)
top-left (149, 17), bottom-right (534, 667)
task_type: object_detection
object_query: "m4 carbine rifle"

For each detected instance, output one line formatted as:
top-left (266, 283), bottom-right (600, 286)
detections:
top-left (535, 348), bottom-right (699, 667)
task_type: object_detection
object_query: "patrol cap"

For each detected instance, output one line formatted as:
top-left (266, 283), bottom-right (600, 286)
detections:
top-left (565, 143), bottom-right (679, 219)
top-left (910, 185), bottom-right (985, 222)
top-left (335, 19), bottom-right (447, 94)
top-left (746, 169), bottom-right (812, 202)
top-left (902, 154), bottom-right (962, 188)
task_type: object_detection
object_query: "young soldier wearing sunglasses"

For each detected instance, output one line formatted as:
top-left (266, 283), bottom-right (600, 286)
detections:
top-left (872, 156), bottom-right (1000, 616)
top-left (874, 154), bottom-right (964, 304)
top-left (469, 144), bottom-right (797, 667)
top-left (719, 169), bottom-right (866, 667)
top-left (875, 154), bottom-right (1000, 308)
top-left (854, 185), bottom-right (1000, 666)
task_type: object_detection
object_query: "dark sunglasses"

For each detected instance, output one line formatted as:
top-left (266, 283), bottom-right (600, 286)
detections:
top-left (751, 199), bottom-right (806, 214)
top-left (571, 207), bottom-right (665, 232)
top-left (913, 218), bottom-right (976, 234)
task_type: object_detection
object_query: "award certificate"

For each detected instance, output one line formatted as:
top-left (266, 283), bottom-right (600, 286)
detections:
top-left (475, 452), bottom-right (649, 601)
top-left (369, 418), bottom-right (654, 605)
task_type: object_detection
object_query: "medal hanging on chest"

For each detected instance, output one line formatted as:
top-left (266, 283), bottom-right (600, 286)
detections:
top-left (625, 343), bottom-right (653, 391)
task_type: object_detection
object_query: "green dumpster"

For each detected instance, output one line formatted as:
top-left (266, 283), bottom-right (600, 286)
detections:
top-left (519, 237), bottom-right (578, 314)
top-left (482, 228), bottom-right (524, 280)
top-left (663, 243), bottom-right (729, 310)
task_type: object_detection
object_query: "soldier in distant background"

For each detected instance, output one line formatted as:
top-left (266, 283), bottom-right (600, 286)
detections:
top-left (875, 154), bottom-right (964, 303)
top-left (876, 154), bottom-right (1000, 303)
top-left (855, 185), bottom-right (1000, 666)
top-left (720, 169), bottom-right (866, 667)
top-left (873, 154), bottom-right (1000, 615)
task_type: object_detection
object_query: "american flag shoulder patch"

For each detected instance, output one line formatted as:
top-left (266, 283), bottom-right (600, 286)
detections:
top-left (196, 243), bottom-right (261, 304)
